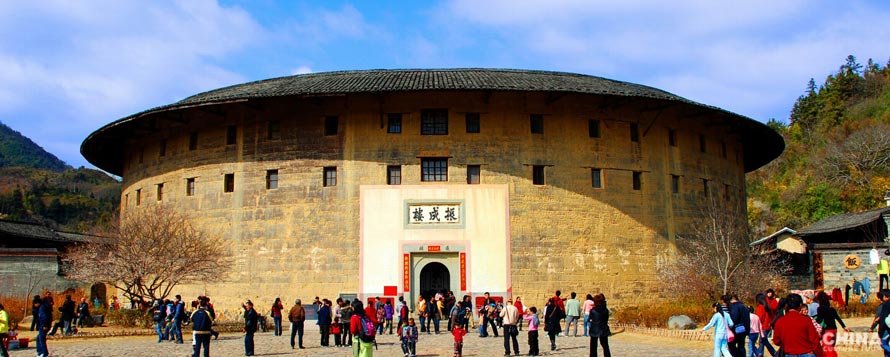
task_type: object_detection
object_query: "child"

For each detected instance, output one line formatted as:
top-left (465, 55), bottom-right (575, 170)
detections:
top-left (400, 317), bottom-right (419, 357)
top-left (332, 317), bottom-right (342, 347)
top-left (452, 324), bottom-right (467, 357)
top-left (524, 306), bottom-right (540, 356)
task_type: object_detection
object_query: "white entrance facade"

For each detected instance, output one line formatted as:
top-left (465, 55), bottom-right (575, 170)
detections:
top-left (359, 184), bottom-right (510, 306)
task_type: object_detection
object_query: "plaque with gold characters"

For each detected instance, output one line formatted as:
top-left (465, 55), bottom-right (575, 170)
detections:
top-left (844, 254), bottom-right (861, 270)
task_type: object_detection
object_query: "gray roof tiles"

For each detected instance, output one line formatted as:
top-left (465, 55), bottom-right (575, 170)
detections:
top-left (796, 206), bottom-right (890, 236)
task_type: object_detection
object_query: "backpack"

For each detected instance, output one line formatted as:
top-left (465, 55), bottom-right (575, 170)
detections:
top-left (376, 306), bottom-right (385, 322)
top-left (358, 315), bottom-right (376, 343)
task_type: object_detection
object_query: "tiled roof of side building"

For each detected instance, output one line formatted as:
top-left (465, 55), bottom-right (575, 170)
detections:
top-left (796, 206), bottom-right (890, 236)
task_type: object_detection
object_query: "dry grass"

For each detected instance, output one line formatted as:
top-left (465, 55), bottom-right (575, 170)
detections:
top-left (0, 288), bottom-right (87, 329)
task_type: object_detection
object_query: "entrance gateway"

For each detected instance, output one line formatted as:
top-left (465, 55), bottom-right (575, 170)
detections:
top-left (359, 185), bottom-right (512, 310)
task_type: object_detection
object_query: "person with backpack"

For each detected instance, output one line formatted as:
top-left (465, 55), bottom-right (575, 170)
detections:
top-left (350, 299), bottom-right (375, 357)
top-left (152, 299), bottom-right (167, 342)
top-left (341, 299), bottom-right (354, 346)
top-left (191, 300), bottom-right (214, 357)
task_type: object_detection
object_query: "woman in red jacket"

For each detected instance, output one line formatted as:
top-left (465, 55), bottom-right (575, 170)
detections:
top-left (755, 293), bottom-right (777, 357)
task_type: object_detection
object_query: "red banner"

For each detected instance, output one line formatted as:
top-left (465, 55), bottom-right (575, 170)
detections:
top-left (427, 245), bottom-right (441, 252)
top-left (460, 252), bottom-right (467, 291)
top-left (403, 254), bottom-right (410, 292)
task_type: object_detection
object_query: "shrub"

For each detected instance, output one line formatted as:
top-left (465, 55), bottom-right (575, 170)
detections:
top-left (105, 308), bottom-right (153, 328)
top-left (611, 299), bottom-right (714, 327)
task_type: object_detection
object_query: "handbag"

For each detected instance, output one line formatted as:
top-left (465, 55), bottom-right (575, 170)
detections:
top-left (722, 313), bottom-right (735, 343)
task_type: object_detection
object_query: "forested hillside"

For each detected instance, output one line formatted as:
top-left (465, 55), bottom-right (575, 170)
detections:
top-left (747, 55), bottom-right (890, 236)
top-left (0, 121), bottom-right (69, 171)
top-left (0, 122), bottom-right (120, 232)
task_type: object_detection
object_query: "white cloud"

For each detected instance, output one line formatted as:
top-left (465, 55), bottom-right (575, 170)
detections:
top-left (291, 66), bottom-right (313, 75)
top-left (0, 0), bottom-right (263, 167)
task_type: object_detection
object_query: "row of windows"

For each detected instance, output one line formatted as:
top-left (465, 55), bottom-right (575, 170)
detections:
top-left (139, 111), bottom-right (734, 167)
top-left (128, 160), bottom-right (736, 206)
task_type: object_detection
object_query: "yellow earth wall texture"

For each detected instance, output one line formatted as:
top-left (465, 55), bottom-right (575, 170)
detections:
top-left (118, 90), bottom-right (747, 310)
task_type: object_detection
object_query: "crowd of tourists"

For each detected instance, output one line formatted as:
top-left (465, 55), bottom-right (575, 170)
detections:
top-left (700, 287), bottom-right (880, 357)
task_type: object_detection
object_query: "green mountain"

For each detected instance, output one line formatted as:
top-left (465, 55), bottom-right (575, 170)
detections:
top-left (0, 122), bottom-right (120, 231)
top-left (0, 121), bottom-right (70, 172)
top-left (747, 55), bottom-right (890, 236)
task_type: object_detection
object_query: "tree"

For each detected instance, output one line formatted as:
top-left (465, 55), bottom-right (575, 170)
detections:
top-left (65, 206), bottom-right (231, 305)
top-left (660, 196), bottom-right (787, 300)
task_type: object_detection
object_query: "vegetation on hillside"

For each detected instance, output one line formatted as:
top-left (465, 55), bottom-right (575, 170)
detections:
top-left (0, 121), bottom-right (69, 172)
top-left (747, 55), bottom-right (890, 236)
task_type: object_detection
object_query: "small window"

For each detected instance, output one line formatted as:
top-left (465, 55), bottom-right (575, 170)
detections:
top-left (266, 169), bottom-right (278, 190)
top-left (156, 183), bottom-right (164, 201)
top-left (467, 165), bottom-right (480, 184)
top-left (159, 139), bottom-right (167, 157)
top-left (668, 128), bottom-right (677, 147)
top-left (465, 113), bottom-right (480, 133)
top-left (588, 120), bottom-right (600, 138)
top-left (702, 178), bottom-right (710, 197)
top-left (324, 116), bottom-right (339, 136)
top-left (421, 158), bottom-right (448, 182)
top-left (387, 113), bottom-right (402, 134)
top-left (671, 175), bottom-right (680, 194)
top-left (138, 148), bottom-right (144, 164)
top-left (324, 167), bottom-right (337, 186)
top-left (421, 109), bottom-right (448, 135)
top-left (591, 168), bottom-right (602, 188)
top-left (136, 189), bottom-right (142, 206)
top-left (699, 135), bottom-right (706, 153)
top-left (533, 165), bottom-right (545, 185)
top-left (124, 193), bottom-right (128, 207)
top-left (387, 165), bottom-right (401, 185)
top-left (226, 125), bottom-right (237, 145)
top-left (721, 142), bottom-right (727, 159)
top-left (186, 178), bottom-right (195, 196)
top-left (224, 173), bottom-right (234, 193)
top-left (630, 123), bottom-right (640, 142)
top-left (530, 114), bottom-right (544, 134)
top-left (633, 171), bottom-right (642, 191)
top-left (189, 132), bottom-right (198, 151)
top-left (268, 121), bottom-right (281, 140)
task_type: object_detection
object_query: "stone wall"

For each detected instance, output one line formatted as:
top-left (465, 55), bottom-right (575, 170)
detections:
top-left (115, 90), bottom-right (750, 310)
top-left (0, 249), bottom-right (83, 297)
top-left (820, 248), bottom-right (881, 297)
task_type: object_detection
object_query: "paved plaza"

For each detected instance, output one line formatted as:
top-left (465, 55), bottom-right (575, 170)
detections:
top-left (9, 326), bottom-right (711, 357)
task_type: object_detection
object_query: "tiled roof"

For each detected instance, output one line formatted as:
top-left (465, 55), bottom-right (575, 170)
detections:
top-left (0, 219), bottom-right (97, 244)
top-left (82, 69), bottom-right (785, 175)
top-left (796, 206), bottom-right (890, 236)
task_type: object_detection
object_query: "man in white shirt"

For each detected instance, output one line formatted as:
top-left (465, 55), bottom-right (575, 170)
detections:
top-left (500, 299), bottom-right (521, 356)
top-left (564, 292), bottom-right (582, 337)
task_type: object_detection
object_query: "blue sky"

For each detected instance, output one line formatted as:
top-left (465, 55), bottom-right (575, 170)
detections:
top-left (1, 0), bottom-right (889, 169)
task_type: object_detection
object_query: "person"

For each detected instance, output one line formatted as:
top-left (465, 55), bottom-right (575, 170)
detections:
top-left (747, 306), bottom-right (763, 357)
top-left (582, 294), bottom-right (594, 337)
top-left (243, 300), bottom-right (258, 356)
top-left (799, 304), bottom-right (822, 335)
top-left (773, 294), bottom-right (820, 357)
top-left (375, 298), bottom-right (385, 334)
top-left (500, 299), bottom-right (520, 356)
top-left (417, 296), bottom-right (428, 333)
top-left (564, 292), bottom-right (581, 337)
top-left (341, 299), bottom-right (354, 346)
top-left (880, 257), bottom-right (889, 291)
top-left (0, 303), bottom-right (9, 357)
top-left (350, 300), bottom-right (374, 357)
top-left (544, 297), bottom-right (564, 351)
top-left (110, 295), bottom-right (118, 311)
top-left (702, 302), bottom-right (731, 357)
top-left (400, 317), bottom-right (418, 357)
top-left (202, 296), bottom-right (219, 340)
top-left (755, 293), bottom-right (777, 357)
top-left (36, 292), bottom-right (53, 357)
top-left (524, 306), bottom-right (540, 356)
top-left (77, 297), bottom-right (91, 328)
top-left (170, 295), bottom-right (185, 344)
top-left (803, 292), bottom-right (819, 317)
top-left (153, 299), bottom-right (167, 342)
top-left (461, 295), bottom-right (473, 331)
top-left (587, 294), bottom-right (611, 357)
top-left (271, 297), bottom-right (284, 336)
top-left (432, 297), bottom-right (444, 334)
top-left (318, 299), bottom-right (332, 347)
top-left (514, 297), bottom-right (524, 332)
top-left (479, 293), bottom-right (496, 337)
top-left (869, 291), bottom-right (888, 333)
top-left (452, 324), bottom-right (467, 357)
top-left (288, 298), bottom-right (306, 349)
top-left (50, 294), bottom-right (76, 336)
top-left (333, 317), bottom-right (343, 347)
top-left (191, 300), bottom-right (214, 357)
top-left (815, 291), bottom-right (850, 357)
top-left (384, 299), bottom-right (394, 335)
top-left (397, 296), bottom-right (409, 333)
top-left (30, 295), bottom-right (40, 332)
top-left (724, 294), bottom-right (749, 357)
top-left (876, 289), bottom-right (890, 357)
